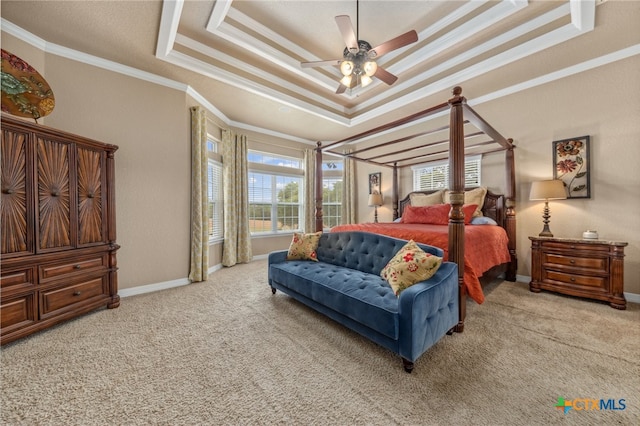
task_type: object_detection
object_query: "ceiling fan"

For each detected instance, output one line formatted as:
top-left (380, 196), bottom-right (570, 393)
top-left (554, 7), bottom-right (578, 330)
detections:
top-left (300, 2), bottom-right (418, 94)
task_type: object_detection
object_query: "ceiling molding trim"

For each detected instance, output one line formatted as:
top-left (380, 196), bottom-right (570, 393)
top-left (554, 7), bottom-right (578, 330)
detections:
top-left (155, 0), bottom-right (184, 58)
top-left (175, 34), bottom-right (346, 113)
top-left (185, 86), bottom-right (230, 125)
top-left (208, 10), bottom-right (343, 95)
top-left (345, 0), bottom-right (535, 115)
top-left (0, 18), bottom-right (47, 50)
top-left (206, 0), bottom-right (233, 32)
top-left (162, 49), bottom-right (351, 127)
top-left (2, 18), bottom-right (188, 92)
top-left (469, 43), bottom-right (640, 106)
top-left (229, 121), bottom-right (316, 145)
top-left (349, 1), bottom-right (592, 126)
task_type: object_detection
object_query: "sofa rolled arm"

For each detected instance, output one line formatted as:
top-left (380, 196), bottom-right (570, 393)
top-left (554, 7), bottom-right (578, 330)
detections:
top-left (268, 250), bottom-right (288, 265)
top-left (396, 262), bottom-right (459, 362)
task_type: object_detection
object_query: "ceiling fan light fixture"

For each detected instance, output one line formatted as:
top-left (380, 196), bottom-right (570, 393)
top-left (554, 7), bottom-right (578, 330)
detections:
top-left (340, 75), bottom-right (353, 87)
top-left (340, 60), bottom-right (354, 76)
top-left (363, 60), bottom-right (377, 77)
top-left (360, 74), bottom-right (373, 87)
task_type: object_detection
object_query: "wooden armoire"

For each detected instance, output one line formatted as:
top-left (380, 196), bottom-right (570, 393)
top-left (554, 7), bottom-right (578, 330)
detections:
top-left (1, 114), bottom-right (119, 345)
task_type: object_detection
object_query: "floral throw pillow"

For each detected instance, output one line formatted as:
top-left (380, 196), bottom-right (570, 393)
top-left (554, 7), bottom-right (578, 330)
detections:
top-left (380, 240), bottom-right (443, 295)
top-left (286, 232), bottom-right (322, 261)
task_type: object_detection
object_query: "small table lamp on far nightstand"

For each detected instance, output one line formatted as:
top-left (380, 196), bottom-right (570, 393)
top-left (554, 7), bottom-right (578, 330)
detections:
top-left (530, 179), bottom-right (566, 237)
top-left (368, 191), bottom-right (383, 223)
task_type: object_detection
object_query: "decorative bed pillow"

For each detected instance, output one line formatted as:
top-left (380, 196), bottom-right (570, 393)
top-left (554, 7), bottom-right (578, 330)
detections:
top-left (380, 240), bottom-right (443, 295)
top-left (286, 232), bottom-right (322, 261)
top-left (401, 203), bottom-right (477, 225)
top-left (410, 190), bottom-right (444, 206)
top-left (444, 187), bottom-right (487, 217)
top-left (471, 216), bottom-right (498, 225)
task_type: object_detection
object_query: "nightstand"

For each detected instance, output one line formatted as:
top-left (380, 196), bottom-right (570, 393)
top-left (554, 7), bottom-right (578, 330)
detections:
top-left (529, 236), bottom-right (627, 309)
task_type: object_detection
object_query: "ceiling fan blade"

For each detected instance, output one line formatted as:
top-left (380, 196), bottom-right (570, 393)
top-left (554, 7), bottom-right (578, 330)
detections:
top-left (369, 30), bottom-right (418, 58)
top-left (336, 84), bottom-right (348, 94)
top-left (301, 59), bottom-right (342, 68)
top-left (374, 67), bottom-right (398, 85)
top-left (335, 15), bottom-right (358, 52)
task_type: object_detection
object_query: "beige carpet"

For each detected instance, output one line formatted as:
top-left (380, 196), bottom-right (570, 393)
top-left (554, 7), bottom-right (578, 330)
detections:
top-left (1, 259), bottom-right (638, 425)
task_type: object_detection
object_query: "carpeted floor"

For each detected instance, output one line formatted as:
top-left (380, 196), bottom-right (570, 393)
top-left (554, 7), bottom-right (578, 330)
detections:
top-left (1, 259), bottom-right (638, 425)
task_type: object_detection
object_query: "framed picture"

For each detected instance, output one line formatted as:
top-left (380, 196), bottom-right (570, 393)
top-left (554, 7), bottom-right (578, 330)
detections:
top-left (553, 135), bottom-right (590, 199)
top-left (369, 172), bottom-right (381, 194)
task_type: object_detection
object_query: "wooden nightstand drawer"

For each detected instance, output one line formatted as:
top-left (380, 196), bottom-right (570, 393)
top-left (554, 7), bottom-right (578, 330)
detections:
top-left (38, 255), bottom-right (107, 284)
top-left (543, 253), bottom-right (607, 273)
top-left (543, 270), bottom-right (607, 289)
top-left (40, 275), bottom-right (109, 319)
top-left (530, 236), bottom-right (627, 309)
top-left (540, 241), bottom-right (610, 253)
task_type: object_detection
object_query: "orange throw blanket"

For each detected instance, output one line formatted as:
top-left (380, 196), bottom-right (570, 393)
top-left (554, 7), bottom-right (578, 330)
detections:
top-left (330, 223), bottom-right (511, 304)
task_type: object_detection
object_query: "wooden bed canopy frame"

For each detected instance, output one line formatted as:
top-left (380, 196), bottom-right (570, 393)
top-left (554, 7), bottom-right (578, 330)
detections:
top-left (313, 86), bottom-right (517, 330)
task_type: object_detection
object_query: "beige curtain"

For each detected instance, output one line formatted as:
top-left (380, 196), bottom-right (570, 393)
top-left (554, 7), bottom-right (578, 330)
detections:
top-left (304, 148), bottom-right (316, 232)
top-left (222, 129), bottom-right (252, 266)
top-left (188, 106), bottom-right (209, 282)
top-left (342, 150), bottom-right (356, 224)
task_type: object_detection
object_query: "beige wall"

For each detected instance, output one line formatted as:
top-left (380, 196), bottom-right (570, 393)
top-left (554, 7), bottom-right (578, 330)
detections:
top-left (2, 34), bottom-right (192, 291)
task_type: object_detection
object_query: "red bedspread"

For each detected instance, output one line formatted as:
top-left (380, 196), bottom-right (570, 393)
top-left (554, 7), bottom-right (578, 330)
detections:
top-left (330, 223), bottom-right (511, 304)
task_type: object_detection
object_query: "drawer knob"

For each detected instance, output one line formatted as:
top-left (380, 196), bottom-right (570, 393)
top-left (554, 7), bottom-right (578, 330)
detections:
top-left (2, 188), bottom-right (14, 194)
top-left (73, 291), bottom-right (82, 296)
top-left (51, 190), bottom-right (60, 197)
top-left (87, 193), bottom-right (95, 199)
top-left (570, 245), bottom-right (576, 249)
top-left (570, 260), bottom-right (576, 264)
top-left (74, 265), bottom-right (81, 269)
top-left (570, 277), bottom-right (576, 282)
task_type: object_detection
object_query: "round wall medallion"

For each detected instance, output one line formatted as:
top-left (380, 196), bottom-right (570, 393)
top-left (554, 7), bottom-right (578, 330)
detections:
top-left (1, 49), bottom-right (55, 120)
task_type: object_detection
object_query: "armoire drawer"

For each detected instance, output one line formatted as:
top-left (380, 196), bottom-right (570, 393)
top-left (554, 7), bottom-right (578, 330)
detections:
top-left (1, 292), bottom-right (37, 334)
top-left (38, 254), bottom-right (108, 284)
top-left (1, 267), bottom-right (36, 292)
top-left (39, 275), bottom-right (109, 318)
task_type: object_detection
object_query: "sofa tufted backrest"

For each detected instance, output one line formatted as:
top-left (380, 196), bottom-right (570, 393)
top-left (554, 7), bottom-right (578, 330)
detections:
top-left (316, 231), bottom-right (444, 276)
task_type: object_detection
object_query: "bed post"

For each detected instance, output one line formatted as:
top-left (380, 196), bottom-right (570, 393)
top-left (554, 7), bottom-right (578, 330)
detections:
top-left (393, 162), bottom-right (399, 220)
top-left (315, 142), bottom-right (324, 232)
top-left (448, 86), bottom-right (466, 333)
top-left (505, 141), bottom-right (517, 281)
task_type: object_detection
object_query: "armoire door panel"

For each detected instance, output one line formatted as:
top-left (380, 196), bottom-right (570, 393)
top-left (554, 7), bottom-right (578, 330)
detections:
top-left (77, 146), bottom-right (106, 245)
top-left (36, 137), bottom-right (74, 252)
top-left (1, 126), bottom-right (34, 256)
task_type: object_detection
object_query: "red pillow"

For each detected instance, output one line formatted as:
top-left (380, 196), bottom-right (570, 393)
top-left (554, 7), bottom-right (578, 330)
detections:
top-left (401, 204), bottom-right (477, 225)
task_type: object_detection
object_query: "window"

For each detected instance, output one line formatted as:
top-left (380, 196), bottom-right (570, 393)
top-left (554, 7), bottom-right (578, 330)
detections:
top-left (322, 160), bottom-right (343, 229)
top-left (248, 150), bottom-right (304, 235)
top-left (207, 136), bottom-right (223, 241)
top-left (412, 155), bottom-right (481, 191)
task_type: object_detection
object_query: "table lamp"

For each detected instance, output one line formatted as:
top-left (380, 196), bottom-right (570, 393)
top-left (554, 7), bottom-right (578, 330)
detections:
top-left (529, 179), bottom-right (566, 237)
top-left (368, 191), bottom-right (383, 223)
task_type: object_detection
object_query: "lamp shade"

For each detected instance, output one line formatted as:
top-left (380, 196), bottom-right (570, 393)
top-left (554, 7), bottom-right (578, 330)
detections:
top-left (530, 180), bottom-right (567, 200)
top-left (368, 193), bottom-right (383, 206)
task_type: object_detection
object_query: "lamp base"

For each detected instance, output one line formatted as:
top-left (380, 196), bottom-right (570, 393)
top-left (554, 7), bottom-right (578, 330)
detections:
top-left (539, 201), bottom-right (554, 237)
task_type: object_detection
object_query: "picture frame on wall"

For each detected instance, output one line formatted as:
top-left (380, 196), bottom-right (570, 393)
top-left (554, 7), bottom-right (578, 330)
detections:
top-left (369, 172), bottom-right (381, 194)
top-left (553, 135), bottom-right (590, 199)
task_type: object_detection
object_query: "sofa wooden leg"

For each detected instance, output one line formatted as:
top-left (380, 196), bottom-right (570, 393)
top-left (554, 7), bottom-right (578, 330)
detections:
top-left (271, 286), bottom-right (276, 294)
top-left (402, 358), bottom-right (414, 373)
top-left (453, 321), bottom-right (465, 333)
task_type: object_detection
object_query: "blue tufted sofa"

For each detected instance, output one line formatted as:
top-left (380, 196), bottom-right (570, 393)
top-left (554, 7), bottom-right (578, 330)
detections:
top-left (268, 231), bottom-right (459, 372)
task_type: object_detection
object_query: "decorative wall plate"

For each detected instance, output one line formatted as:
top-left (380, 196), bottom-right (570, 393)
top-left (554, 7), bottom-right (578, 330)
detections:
top-left (1, 49), bottom-right (55, 120)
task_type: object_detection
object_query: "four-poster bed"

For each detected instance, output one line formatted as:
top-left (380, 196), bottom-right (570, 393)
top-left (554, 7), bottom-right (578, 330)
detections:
top-left (314, 87), bottom-right (517, 331)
